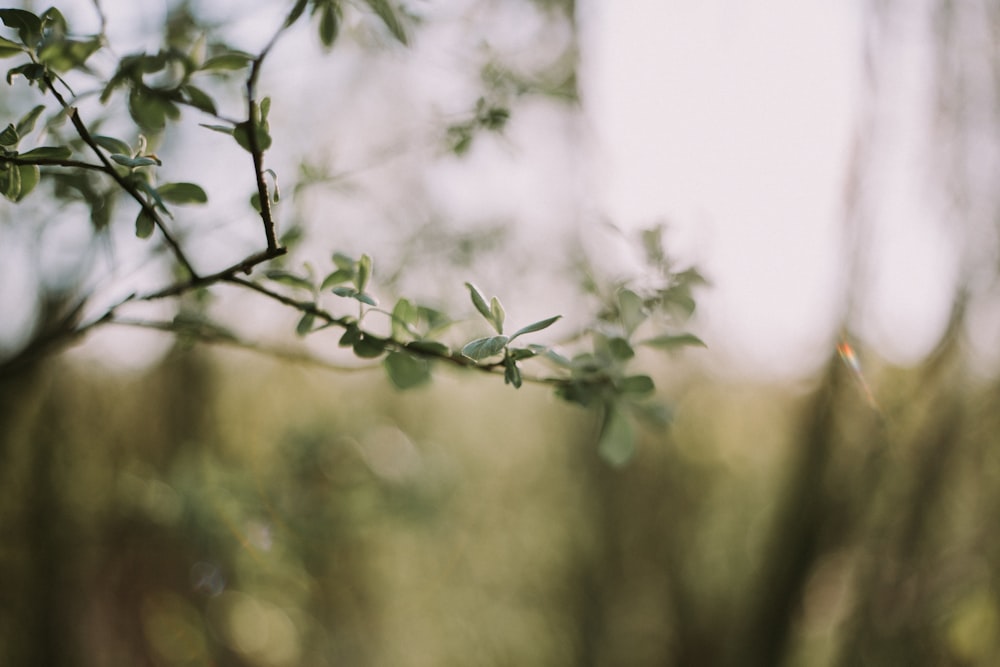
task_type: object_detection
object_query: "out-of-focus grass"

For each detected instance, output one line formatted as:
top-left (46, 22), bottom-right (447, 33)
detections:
top-left (2, 338), bottom-right (1000, 666)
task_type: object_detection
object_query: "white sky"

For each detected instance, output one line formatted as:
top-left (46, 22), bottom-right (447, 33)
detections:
top-left (581, 0), bottom-right (962, 378)
top-left (3, 0), bottom-right (970, 378)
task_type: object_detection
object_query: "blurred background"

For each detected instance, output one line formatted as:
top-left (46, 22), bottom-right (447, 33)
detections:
top-left (2, 0), bottom-right (1000, 665)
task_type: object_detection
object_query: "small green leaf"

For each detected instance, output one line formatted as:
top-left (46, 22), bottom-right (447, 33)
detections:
top-left (361, 0), bottom-right (407, 45)
top-left (284, 0), bottom-right (310, 28)
top-left (200, 52), bottom-right (252, 71)
top-left (618, 375), bottom-right (655, 396)
top-left (508, 347), bottom-right (538, 361)
top-left (11, 163), bottom-right (38, 201)
top-left (0, 123), bottom-right (18, 147)
top-left (110, 154), bottom-right (160, 168)
top-left (618, 288), bottom-right (646, 335)
top-left (15, 105), bottom-right (44, 136)
top-left (157, 182), bottom-right (208, 204)
top-left (641, 333), bottom-right (706, 350)
top-left (355, 292), bottom-right (377, 306)
top-left (0, 162), bottom-right (21, 201)
top-left (356, 253), bottom-right (372, 292)
top-left (607, 336), bottom-right (635, 360)
top-left (465, 282), bottom-right (493, 325)
top-left (339, 325), bottom-right (361, 347)
top-left (384, 351), bottom-right (430, 389)
top-left (508, 315), bottom-right (561, 342)
top-left (353, 334), bottom-right (386, 359)
top-left (598, 405), bottom-right (635, 467)
top-left (135, 208), bottom-right (155, 239)
top-left (181, 84), bottom-right (216, 114)
top-left (296, 312), bottom-right (315, 336)
top-left (199, 123), bottom-right (234, 136)
top-left (332, 252), bottom-right (354, 270)
top-left (0, 35), bottom-right (24, 58)
top-left (0, 9), bottom-right (42, 47)
top-left (5, 62), bottom-right (45, 86)
top-left (391, 297), bottom-right (418, 339)
top-left (503, 356), bottom-right (522, 388)
top-left (461, 335), bottom-right (509, 361)
top-left (233, 119), bottom-right (271, 153)
top-left (489, 296), bottom-right (505, 334)
top-left (630, 401), bottom-right (674, 427)
top-left (17, 146), bottom-right (71, 160)
top-left (405, 340), bottom-right (450, 356)
top-left (317, 2), bottom-right (341, 49)
top-left (320, 268), bottom-right (354, 290)
top-left (93, 135), bottom-right (132, 155)
top-left (266, 269), bottom-right (313, 291)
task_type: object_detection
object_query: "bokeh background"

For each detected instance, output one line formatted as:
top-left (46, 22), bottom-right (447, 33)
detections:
top-left (3, 0), bottom-right (1000, 665)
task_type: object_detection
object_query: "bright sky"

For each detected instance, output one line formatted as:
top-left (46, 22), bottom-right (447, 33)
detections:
top-left (581, 0), bottom-right (961, 378)
top-left (3, 0), bottom-right (969, 378)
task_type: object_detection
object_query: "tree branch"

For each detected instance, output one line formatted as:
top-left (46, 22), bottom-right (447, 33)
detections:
top-left (43, 78), bottom-right (199, 279)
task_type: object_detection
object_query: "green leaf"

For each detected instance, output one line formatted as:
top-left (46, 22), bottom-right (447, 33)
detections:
top-left (5, 62), bottom-right (45, 86)
top-left (320, 268), bottom-right (354, 290)
top-left (0, 123), bottom-right (18, 147)
top-left (618, 375), bottom-right (655, 396)
top-left (332, 252), bottom-right (354, 270)
top-left (284, 0), bottom-right (310, 28)
top-left (127, 87), bottom-right (179, 133)
top-left (489, 296), bottom-right (505, 334)
top-left (465, 282), bottom-right (493, 326)
top-left (598, 405), bottom-right (636, 467)
top-left (0, 162), bottom-right (21, 201)
top-left (461, 335), bottom-right (509, 361)
top-left (618, 288), bottom-right (646, 335)
top-left (503, 356), bottom-right (522, 388)
top-left (0, 35), bottom-right (24, 58)
top-left (0, 9), bottom-right (41, 47)
top-left (508, 347), bottom-right (537, 361)
top-left (200, 52), bottom-right (252, 71)
top-left (391, 297), bottom-right (418, 339)
top-left (317, 2), bottom-right (341, 50)
top-left (266, 269), bottom-right (313, 291)
top-left (38, 37), bottom-right (101, 72)
top-left (641, 333), bottom-right (706, 350)
top-left (331, 286), bottom-right (377, 306)
top-left (17, 146), bottom-right (71, 160)
top-left (12, 163), bottom-right (37, 201)
top-left (630, 401), bottom-right (674, 427)
top-left (607, 336), bottom-right (635, 360)
top-left (353, 334), bottom-right (385, 359)
top-left (405, 340), bottom-right (450, 356)
top-left (199, 123), bottom-right (234, 136)
top-left (180, 84), bottom-right (216, 114)
top-left (110, 154), bottom-right (160, 168)
top-left (356, 253), bottom-right (372, 292)
top-left (296, 312), bottom-right (315, 336)
top-left (508, 315), bottom-right (561, 342)
top-left (361, 0), bottom-right (408, 45)
top-left (339, 325), bottom-right (361, 347)
top-left (384, 351), bottom-right (430, 389)
top-left (355, 292), bottom-right (377, 306)
top-left (15, 105), bottom-right (44, 136)
top-left (93, 135), bottom-right (133, 155)
top-left (233, 119), bottom-right (271, 153)
top-left (135, 208), bottom-right (155, 239)
top-left (157, 182), bottom-right (208, 204)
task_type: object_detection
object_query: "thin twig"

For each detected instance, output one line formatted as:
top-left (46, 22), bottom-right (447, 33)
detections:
top-left (244, 22), bottom-right (290, 252)
top-left (44, 77), bottom-right (199, 278)
top-left (139, 247), bottom-right (288, 300)
top-left (108, 316), bottom-right (379, 372)
top-left (2, 155), bottom-right (107, 171)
